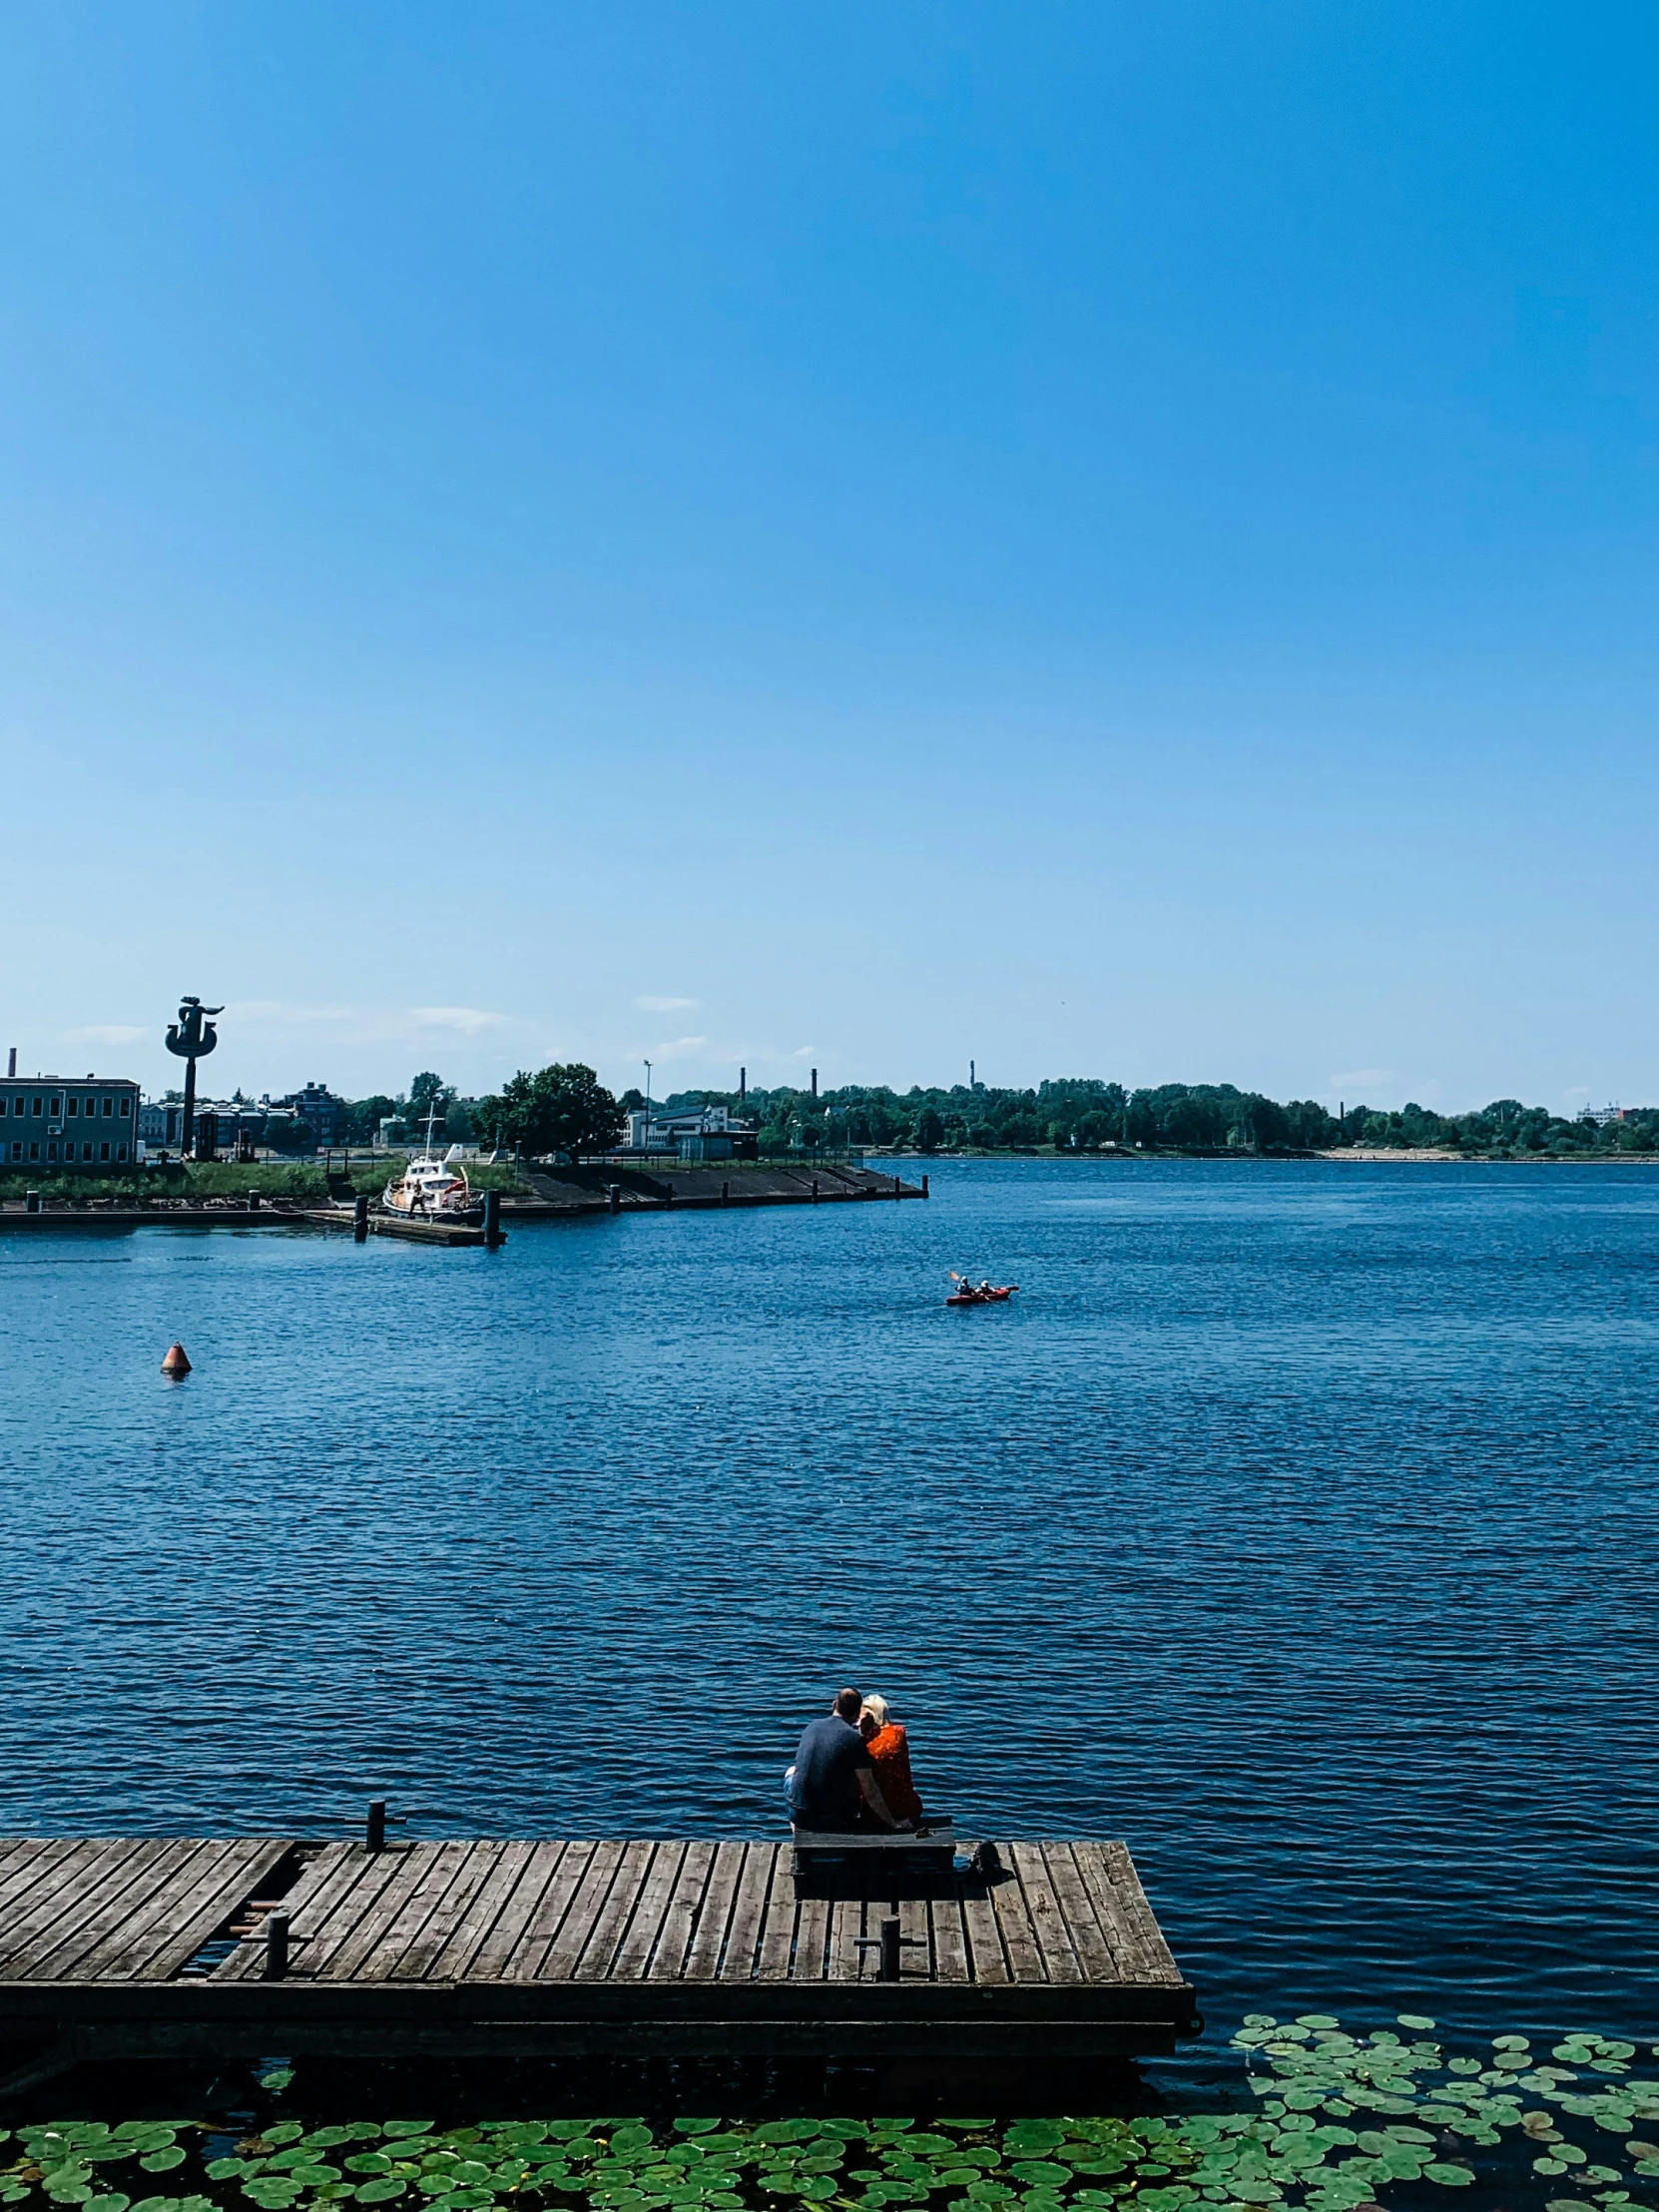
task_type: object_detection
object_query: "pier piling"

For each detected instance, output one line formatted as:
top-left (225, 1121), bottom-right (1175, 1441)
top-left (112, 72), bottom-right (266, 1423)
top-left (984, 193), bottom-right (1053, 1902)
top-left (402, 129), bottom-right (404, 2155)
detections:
top-left (483, 1189), bottom-right (503, 1249)
top-left (264, 1912), bottom-right (289, 1982)
top-left (352, 1194), bottom-right (369, 1243)
top-left (366, 1799), bottom-right (387, 1853)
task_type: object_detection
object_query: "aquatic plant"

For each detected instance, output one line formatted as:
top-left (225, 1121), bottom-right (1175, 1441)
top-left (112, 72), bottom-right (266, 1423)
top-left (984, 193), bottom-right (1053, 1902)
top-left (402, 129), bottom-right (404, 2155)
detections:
top-left (3, 2018), bottom-right (1655, 2212)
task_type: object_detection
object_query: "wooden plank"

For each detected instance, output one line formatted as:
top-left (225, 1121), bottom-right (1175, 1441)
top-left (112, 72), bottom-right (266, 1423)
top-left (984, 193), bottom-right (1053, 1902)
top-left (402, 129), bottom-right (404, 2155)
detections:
top-left (71, 1840), bottom-right (243, 1982)
top-left (643, 1839), bottom-right (717, 1981)
top-left (1040, 1842), bottom-right (1125, 1982)
top-left (898, 1889), bottom-right (931, 1982)
top-left (298, 1847), bottom-right (452, 1983)
top-left (1098, 1843), bottom-right (1183, 1981)
top-left (754, 1863), bottom-right (799, 1982)
top-left (714, 1843), bottom-right (775, 1982)
top-left (101, 1840), bottom-right (293, 1981)
top-left (397, 1844), bottom-right (517, 1982)
top-left (0, 1839), bottom-right (152, 1972)
top-left (353, 1844), bottom-right (482, 1982)
top-left (0, 1840), bottom-right (178, 1980)
top-left (214, 1844), bottom-right (399, 1981)
top-left (791, 1890), bottom-right (830, 1982)
top-left (1070, 1843), bottom-right (1157, 1981)
top-left (0, 1839), bottom-right (109, 1924)
top-left (681, 1841), bottom-right (746, 1982)
top-left (465, 1843), bottom-right (583, 1982)
top-left (421, 1840), bottom-right (539, 1981)
top-left (321, 1845), bottom-right (449, 1981)
top-left (569, 1842), bottom-right (658, 1981)
top-left (0, 1840), bottom-right (84, 1908)
top-left (607, 1841), bottom-right (686, 1982)
top-left (508, 1840), bottom-right (616, 1981)
top-left (41, 1840), bottom-right (224, 1982)
top-left (957, 1872), bottom-right (1011, 1984)
top-left (1006, 1843), bottom-right (1085, 1984)
top-left (987, 1850), bottom-right (1049, 1984)
top-left (530, 1839), bottom-right (629, 1981)
top-left (929, 1888), bottom-right (970, 1985)
top-left (826, 1891), bottom-right (868, 1982)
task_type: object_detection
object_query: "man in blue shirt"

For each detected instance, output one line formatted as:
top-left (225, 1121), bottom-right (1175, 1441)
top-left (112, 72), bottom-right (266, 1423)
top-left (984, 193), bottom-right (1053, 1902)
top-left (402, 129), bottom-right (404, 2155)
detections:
top-left (789, 1687), bottom-right (909, 1832)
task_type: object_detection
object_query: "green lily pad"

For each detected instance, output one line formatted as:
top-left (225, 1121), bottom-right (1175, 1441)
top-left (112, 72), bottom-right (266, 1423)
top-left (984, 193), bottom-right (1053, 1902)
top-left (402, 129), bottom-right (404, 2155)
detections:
top-left (1398, 2014), bottom-right (1437, 2031)
top-left (137, 2154), bottom-right (185, 2176)
top-left (1423, 2166), bottom-right (1474, 2187)
top-left (355, 2186), bottom-right (407, 2204)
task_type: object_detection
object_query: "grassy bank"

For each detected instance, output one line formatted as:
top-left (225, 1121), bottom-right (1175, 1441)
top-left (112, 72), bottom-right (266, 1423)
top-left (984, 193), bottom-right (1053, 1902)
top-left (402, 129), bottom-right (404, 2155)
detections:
top-left (0, 1159), bottom-right (530, 1204)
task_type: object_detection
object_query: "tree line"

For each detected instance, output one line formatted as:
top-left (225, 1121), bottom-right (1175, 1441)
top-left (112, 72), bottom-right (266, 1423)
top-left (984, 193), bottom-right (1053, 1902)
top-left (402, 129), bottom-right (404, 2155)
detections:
top-left (304, 1068), bottom-right (1658, 1160)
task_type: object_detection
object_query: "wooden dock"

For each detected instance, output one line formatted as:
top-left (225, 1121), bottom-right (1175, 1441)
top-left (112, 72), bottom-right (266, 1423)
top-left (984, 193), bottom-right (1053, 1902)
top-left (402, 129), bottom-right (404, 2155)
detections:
top-left (0, 1834), bottom-right (1195, 2080)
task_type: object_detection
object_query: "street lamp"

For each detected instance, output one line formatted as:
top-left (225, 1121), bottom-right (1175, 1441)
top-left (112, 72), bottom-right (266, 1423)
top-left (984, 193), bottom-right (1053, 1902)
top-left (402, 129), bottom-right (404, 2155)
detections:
top-left (643, 1060), bottom-right (652, 1155)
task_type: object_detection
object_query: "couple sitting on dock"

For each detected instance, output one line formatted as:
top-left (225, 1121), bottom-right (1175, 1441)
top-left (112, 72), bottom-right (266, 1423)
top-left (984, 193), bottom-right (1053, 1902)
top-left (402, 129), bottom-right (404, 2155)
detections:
top-left (787, 1687), bottom-right (927, 1834)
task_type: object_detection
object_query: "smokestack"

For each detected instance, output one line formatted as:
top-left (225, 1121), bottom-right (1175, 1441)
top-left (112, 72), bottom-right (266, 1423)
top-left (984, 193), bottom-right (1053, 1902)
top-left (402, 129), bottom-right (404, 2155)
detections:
top-left (811, 1067), bottom-right (818, 1100)
top-left (6, 1048), bottom-right (13, 1079)
top-left (739, 1066), bottom-right (746, 1104)
top-left (970, 1058), bottom-right (975, 1087)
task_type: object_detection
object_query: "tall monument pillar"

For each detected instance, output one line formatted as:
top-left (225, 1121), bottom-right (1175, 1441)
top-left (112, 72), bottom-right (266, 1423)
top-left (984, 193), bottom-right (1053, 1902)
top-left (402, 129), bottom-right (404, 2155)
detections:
top-left (164, 996), bottom-right (224, 1159)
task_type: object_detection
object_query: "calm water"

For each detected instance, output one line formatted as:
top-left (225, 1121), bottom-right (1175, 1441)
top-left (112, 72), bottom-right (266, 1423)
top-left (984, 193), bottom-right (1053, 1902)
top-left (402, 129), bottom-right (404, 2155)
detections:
top-left (3, 1159), bottom-right (1657, 2063)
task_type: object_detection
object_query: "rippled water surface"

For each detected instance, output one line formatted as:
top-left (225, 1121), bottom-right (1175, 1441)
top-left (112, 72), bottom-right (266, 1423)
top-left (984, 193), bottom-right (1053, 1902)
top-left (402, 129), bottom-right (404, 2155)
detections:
top-left (3, 1159), bottom-right (1656, 2053)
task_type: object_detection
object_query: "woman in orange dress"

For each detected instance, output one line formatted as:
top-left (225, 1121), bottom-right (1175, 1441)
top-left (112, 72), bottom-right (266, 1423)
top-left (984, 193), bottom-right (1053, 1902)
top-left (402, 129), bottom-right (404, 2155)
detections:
top-left (857, 1695), bottom-right (923, 1828)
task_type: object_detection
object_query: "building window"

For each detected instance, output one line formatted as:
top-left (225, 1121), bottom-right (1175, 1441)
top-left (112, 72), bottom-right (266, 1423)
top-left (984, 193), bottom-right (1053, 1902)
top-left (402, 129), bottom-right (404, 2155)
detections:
top-left (46, 1141), bottom-right (57, 1161)
top-left (28, 1142), bottom-right (38, 1161)
top-left (117, 1143), bottom-right (128, 1162)
top-left (83, 1142), bottom-right (93, 1162)
top-left (120, 1095), bottom-right (130, 1116)
top-left (100, 1141), bottom-right (110, 1162)
top-left (68, 1096), bottom-right (78, 1117)
top-left (31, 1097), bottom-right (41, 1116)
top-left (102, 1097), bottom-right (112, 1115)
top-left (7, 1141), bottom-right (17, 1161)
top-left (49, 1096), bottom-right (60, 1116)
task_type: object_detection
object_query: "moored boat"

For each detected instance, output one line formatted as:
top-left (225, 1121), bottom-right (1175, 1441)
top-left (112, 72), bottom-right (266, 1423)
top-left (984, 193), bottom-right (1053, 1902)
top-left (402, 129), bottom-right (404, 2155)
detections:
top-left (383, 1141), bottom-right (483, 1223)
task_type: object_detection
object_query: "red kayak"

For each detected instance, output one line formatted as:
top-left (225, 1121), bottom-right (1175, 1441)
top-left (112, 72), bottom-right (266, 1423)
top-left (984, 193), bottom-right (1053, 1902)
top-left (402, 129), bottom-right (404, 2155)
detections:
top-left (946, 1284), bottom-right (1018, 1306)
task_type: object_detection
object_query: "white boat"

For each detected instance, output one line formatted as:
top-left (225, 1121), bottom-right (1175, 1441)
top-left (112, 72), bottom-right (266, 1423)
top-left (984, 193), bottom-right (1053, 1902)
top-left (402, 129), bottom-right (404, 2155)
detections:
top-left (382, 1123), bottom-right (482, 1222)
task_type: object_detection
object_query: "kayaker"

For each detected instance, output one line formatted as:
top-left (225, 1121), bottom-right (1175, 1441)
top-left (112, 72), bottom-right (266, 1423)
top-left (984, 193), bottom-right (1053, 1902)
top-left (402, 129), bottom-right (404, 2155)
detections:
top-left (787, 1687), bottom-right (911, 1833)
top-left (857, 1694), bottom-right (925, 1828)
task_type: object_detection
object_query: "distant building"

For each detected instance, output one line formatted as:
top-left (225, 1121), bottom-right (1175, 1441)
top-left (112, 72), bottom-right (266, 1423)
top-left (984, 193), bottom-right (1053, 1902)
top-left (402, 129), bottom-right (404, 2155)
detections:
top-left (4, 1074), bottom-right (140, 1169)
top-left (139, 1099), bottom-right (186, 1148)
top-left (619, 1104), bottom-right (758, 1160)
top-left (268, 1082), bottom-right (346, 1145)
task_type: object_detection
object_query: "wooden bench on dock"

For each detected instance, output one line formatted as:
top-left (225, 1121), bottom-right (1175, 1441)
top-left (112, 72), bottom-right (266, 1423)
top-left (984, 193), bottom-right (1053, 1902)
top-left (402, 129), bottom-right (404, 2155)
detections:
top-left (0, 1832), bottom-right (1197, 2084)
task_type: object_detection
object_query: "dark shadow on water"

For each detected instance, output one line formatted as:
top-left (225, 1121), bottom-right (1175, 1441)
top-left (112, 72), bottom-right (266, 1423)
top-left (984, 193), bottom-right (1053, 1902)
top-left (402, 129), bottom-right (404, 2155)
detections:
top-left (7, 2051), bottom-right (1158, 2125)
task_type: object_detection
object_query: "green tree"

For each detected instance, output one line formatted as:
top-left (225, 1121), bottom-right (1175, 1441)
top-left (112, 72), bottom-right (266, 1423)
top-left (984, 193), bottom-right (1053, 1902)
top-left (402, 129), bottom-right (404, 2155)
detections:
top-left (915, 1108), bottom-right (945, 1151)
top-left (409, 1071), bottom-right (454, 1122)
top-left (476, 1063), bottom-right (624, 1160)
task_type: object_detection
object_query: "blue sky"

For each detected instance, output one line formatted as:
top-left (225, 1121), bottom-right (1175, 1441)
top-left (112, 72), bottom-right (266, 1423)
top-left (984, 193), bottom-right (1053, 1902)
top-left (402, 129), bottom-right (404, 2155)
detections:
top-left (5, 3), bottom-right (1657, 1111)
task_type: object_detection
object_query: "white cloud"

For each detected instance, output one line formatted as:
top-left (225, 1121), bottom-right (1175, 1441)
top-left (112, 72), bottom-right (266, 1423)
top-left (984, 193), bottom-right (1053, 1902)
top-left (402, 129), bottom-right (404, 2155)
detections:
top-left (1331, 1068), bottom-right (1391, 1088)
top-left (64, 1023), bottom-right (147, 1046)
top-left (636, 995), bottom-right (698, 1012)
top-left (788, 1044), bottom-right (816, 1061)
top-left (650, 1034), bottom-right (708, 1058)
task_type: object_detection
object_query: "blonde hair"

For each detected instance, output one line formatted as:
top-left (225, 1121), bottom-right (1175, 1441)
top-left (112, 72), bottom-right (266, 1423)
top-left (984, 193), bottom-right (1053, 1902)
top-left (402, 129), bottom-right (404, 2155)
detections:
top-left (859, 1694), bottom-right (890, 1731)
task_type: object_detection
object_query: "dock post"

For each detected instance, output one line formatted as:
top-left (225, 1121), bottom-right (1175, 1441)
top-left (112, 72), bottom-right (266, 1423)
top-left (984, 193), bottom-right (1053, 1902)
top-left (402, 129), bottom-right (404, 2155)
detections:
top-left (248, 1188), bottom-right (261, 1212)
top-left (812, 1179), bottom-right (820, 1202)
top-left (25, 1190), bottom-right (39, 1214)
top-left (722, 1181), bottom-right (729, 1206)
top-left (880, 1916), bottom-right (900, 1981)
top-left (367, 1799), bottom-right (387, 1852)
top-left (608, 1184), bottom-right (621, 1214)
top-left (483, 1189), bottom-right (502, 1249)
top-left (264, 1912), bottom-right (289, 1981)
top-left (353, 1195), bottom-right (369, 1243)
top-left (893, 1175), bottom-right (901, 1199)
top-left (922, 1174), bottom-right (928, 1198)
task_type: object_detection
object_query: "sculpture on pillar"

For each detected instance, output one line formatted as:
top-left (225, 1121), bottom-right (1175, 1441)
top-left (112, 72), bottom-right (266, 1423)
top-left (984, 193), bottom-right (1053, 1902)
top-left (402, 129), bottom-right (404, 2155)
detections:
top-left (165, 997), bottom-right (223, 1159)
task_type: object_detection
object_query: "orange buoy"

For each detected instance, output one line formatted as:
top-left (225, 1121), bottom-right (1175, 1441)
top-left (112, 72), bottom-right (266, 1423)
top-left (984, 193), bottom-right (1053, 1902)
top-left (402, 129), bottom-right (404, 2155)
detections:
top-left (160, 1341), bottom-right (192, 1378)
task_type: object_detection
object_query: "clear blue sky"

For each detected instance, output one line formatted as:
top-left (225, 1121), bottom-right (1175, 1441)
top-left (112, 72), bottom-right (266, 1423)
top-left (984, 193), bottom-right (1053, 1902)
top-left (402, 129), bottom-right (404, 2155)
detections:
top-left (6, 3), bottom-right (1657, 1111)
